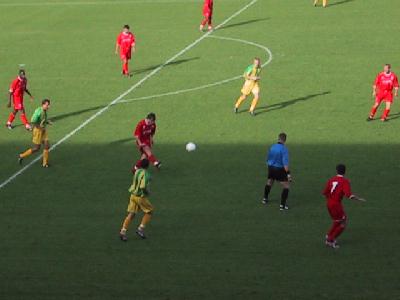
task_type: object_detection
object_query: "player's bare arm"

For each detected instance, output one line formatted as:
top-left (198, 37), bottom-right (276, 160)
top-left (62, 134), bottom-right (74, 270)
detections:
top-left (7, 92), bottom-right (12, 107)
top-left (115, 43), bottom-right (119, 55)
top-left (394, 87), bottom-right (398, 97)
top-left (372, 85), bottom-right (376, 97)
top-left (25, 89), bottom-right (33, 101)
top-left (350, 195), bottom-right (366, 202)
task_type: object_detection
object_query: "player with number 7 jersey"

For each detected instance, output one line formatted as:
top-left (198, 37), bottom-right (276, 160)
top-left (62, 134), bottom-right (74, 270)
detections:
top-left (322, 164), bottom-right (365, 249)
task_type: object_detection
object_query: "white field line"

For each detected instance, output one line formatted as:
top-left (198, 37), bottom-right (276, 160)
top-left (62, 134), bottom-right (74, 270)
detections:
top-left (119, 35), bottom-right (272, 104)
top-left (0, 0), bottom-right (259, 190)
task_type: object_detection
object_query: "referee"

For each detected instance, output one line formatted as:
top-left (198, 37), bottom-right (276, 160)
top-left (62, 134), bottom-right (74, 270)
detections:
top-left (262, 133), bottom-right (292, 210)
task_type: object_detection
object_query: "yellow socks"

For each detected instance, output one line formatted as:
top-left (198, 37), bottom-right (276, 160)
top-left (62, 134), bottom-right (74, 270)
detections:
top-left (122, 216), bottom-right (133, 232)
top-left (42, 149), bottom-right (49, 166)
top-left (250, 97), bottom-right (259, 113)
top-left (20, 149), bottom-right (33, 158)
top-left (235, 96), bottom-right (246, 109)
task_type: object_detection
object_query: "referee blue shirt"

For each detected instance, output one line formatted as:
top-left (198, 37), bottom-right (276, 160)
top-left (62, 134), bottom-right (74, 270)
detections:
top-left (267, 142), bottom-right (289, 168)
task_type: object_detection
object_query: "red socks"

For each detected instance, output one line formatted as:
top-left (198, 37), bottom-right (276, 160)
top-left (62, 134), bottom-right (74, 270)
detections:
top-left (369, 107), bottom-right (377, 118)
top-left (201, 18), bottom-right (207, 26)
top-left (148, 155), bottom-right (157, 165)
top-left (382, 109), bottom-right (390, 120)
top-left (7, 112), bottom-right (16, 125)
top-left (123, 62), bottom-right (129, 75)
top-left (20, 113), bottom-right (29, 126)
top-left (327, 222), bottom-right (345, 242)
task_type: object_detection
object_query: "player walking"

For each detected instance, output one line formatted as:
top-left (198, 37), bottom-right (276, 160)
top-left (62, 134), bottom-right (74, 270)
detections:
top-left (262, 133), bottom-right (292, 210)
top-left (120, 158), bottom-right (154, 241)
top-left (323, 164), bottom-right (366, 249)
top-left (6, 69), bottom-right (34, 130)
top-left (313, 0), bottom-right (327, 8)
top-left (234, 58), bottom-right (262, 116)
top-left (18, 99), bottom-right (52, 168)
top-left (115, 25), bottom-right (136, 77)
top-left (367, 64), bottom-right (399, 122)
top-left (199, 0), bottom-right (213, 31)
top-left (134, 113), bottom-right (161, 170)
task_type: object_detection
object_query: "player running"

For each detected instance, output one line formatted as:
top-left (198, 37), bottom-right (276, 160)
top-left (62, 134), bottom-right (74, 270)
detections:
top-left (6, 69), bottom-right (34, 130)
top-left (199, 0), bottom-right (214, 32)
top-left (367, 64), bottom-right (399, 122)
top-left (134, 113), bottom-right (161, 170)
top-left (120, 158), bottom-right (154, 241)
top-left (262, 133), bottom-right (292, 211)
top-left (323, 164), bottom-right (366, 249)
top-left (313, 0), bottom-right (328, 8)
top-left (115, 25), bottom-right (136, 77)
top-left (18, 99), bottom-right (52, 168)
top-left (234, 58), bottom-right (262, 116)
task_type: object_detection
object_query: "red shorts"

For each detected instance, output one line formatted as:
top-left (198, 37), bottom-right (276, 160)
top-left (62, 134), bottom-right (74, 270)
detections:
top-left (203, 8), bottom-right (213, 18)
top-left (136, 140), bottom-right (151, 154)
top-left (120, 50), bottom-right (131, 60)
top-left (375, 91), bottom-right (393, 104)
top-left (13, 96), bottom-right (24, 110)
top-left (327, 202), bottom-right (346, 222)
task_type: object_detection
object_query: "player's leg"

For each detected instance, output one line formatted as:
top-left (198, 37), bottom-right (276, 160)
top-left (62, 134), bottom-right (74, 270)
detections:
top-left (136, 197), bottom-right (154, 239)
top-left (262, 178), bottom-right (274, 204)
top-left (249, 86), bottom-right (260, 116)
top-left (123, 58), bottom-right (129, 76)
top-left (279, 180), bottom-right (290, 210)
top-left (368, 97), bottom-right (381, 120)
top-left (20, 108), bottom-right (31, 130)
top-left (322, 0), bottom-right (327, 7)
top-left (42, 137), bottom-right (50, 168)
top-left (200, 11), bottom-right (209, 31)
top-left (380, 101), bottom-right (391, 121)
top-left (207, 14), bottom-right (213, 31)
top-left (120, 195), bottom-right (139, 241)
top-left (19, 143), bottom-right (41, 165)
top-left (313, 0), bottom-right (318, 6)
top-left (234, 94), bottom-right (247, 113)
top-left (142, 145), bottom-right (161, 168)
top-left (6, 109), bottom-right (18, 129)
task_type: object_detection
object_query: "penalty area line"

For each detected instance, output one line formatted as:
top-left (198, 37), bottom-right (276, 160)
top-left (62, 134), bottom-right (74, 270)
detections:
top-left (0, 0), bottom-right (259, 191)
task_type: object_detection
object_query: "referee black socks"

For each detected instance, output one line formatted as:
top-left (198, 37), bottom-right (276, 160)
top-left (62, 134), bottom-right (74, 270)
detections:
top-left (281, 188), bottom-right (289, 206)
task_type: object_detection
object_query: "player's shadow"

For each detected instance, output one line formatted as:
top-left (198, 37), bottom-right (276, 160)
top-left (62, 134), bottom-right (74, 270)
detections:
top-left (219, 18), bottom-right (269, 30)
top-left (388, 112), bottom-right (400, 121)
top-left (329, 0), bottom-right (355, 7)
top-left (132, 57), bottom-right (200, 75)
top-left (109, 138), bottom-right (134, 145)
top-left (51, 105), bottom-right (105, 122)
top-left (254, 91), bottom-right (331, 115)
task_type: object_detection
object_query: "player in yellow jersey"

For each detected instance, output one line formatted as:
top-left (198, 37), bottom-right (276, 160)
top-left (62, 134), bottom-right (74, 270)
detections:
top-left (313, 0), bottom-right (328, 8)
top-left (18, 99), bottom-right (52, 168)
top-left (120, 158), bottom-right (154, 241)
top-left (234, 58), bottom-right (262, 116)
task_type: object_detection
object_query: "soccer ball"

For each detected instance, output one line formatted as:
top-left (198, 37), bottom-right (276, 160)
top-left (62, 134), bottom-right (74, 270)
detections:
top-left (186, 142), bottom-right (196, 152)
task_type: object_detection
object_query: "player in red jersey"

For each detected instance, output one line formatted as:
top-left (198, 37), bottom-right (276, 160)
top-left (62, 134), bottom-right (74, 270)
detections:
top-left (115, 25), bottom-right (136, 77)
top-left (322, 164), bottom-right (366, 249)
top-left (367, 64), bottom-right (399, 122)
top-left (6, 69), bottom-right (34, 130)
top-left (199, 0), bottom-right (214, 32)
top-left (134, 113), bottom-right (161, 170)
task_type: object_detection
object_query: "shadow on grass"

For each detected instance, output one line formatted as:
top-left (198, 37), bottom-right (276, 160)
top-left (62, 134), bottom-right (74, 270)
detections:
top-left (132, 57), bottom-right (200, 75)
top-left (329, 0), bottom-right (355, 6)
top-left (51, 105), bottom-right (106, 122)
top-left (218, 18), bottom-right (269, 30)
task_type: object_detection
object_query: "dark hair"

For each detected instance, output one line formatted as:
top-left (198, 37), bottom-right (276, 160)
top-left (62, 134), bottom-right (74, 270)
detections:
top-left (146, 113), bottom-right (156, 121)
top-left (141, 159), bottom-right (150, 169)
top-left (42, 99), bottom-right (50, 105)
top-left (278, 132), bottom-right (287, 142)
top-left (336, 164), bottom-right (346, 175)
top-left (123, 25), bottom-right (130, 30)
top-left (19, 69), bottom-right (25, 75)
top-left (255, 57), bottom-right (261, 62)
top-left (385, 63), bottom-right (391, 68)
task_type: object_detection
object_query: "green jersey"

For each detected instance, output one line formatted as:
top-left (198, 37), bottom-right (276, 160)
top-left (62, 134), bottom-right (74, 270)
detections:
top-left (244, 64), bottom-right (261, 82)
top-left (129, 168), bottom-right (151, 197)
top-left (31, 107), bottom-right (48, 128)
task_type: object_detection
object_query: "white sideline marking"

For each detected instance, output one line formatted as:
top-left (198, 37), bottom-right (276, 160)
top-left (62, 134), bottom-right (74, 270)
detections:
top-left (119, 35), bottom-right (273, 104)
top-left (0, 0), bottom-right (259, 190)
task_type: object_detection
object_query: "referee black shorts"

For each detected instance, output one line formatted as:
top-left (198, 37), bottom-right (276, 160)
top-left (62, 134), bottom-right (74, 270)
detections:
top-left (268, 166), bottom-right (288, 182)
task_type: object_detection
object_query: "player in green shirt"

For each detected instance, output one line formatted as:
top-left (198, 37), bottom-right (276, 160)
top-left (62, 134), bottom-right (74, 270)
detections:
top-left (19, 99), bottom-right (52, 167)
top-left (120, 159), bottom-right (154, 241)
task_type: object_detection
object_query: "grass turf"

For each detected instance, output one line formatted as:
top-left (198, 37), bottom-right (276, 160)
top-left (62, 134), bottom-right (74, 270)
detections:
top-left (0, 0), bottom-right (400, 299)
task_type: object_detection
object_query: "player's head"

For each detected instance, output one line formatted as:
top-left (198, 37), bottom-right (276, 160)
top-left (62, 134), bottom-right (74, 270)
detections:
top-left (146, 112), bottom-right (156, 125)
top-left (254, 57), bottom-right (261, 67)
top-left (336, 164), bottom-right (346, 175)
top-left (123, 25), bottom-right (130, 33)
top-left (384, 64), bottom-right (391, 73)
top-left (18, 69), bottom-right (26, 79)
top-left (42, 99), bottom-right (51, 110)
top-left (140, 158), bottom-right (150, 169)
top-left (278, 132), bottom-right (287, 143)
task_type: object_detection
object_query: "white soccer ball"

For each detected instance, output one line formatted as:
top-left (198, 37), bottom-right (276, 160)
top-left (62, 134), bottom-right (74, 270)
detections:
top-left (186, 142), bottom-right (196, 152)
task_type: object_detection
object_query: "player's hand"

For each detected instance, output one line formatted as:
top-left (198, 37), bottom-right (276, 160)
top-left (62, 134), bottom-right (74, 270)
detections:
top-left (358, 198), bottom-right (367, 202)
top-left (287, 174), bottom-right (293, 182)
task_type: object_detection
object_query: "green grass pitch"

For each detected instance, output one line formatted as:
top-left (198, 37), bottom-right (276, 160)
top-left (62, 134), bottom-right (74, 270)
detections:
top-left (0, 0), bottom-right (400, 299)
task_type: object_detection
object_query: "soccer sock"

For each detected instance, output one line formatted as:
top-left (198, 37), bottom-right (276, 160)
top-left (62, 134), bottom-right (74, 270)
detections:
top-left (42, 149), bottom-right (49, 166)
top-left (200, 18), bottom-right (207, 26)
top-left (369, 106), bottom-right (378, 118)
top-left (323, 0), bottom-right (327, 6)
top-left (208, 17), bottom-right (212, 26)
top-left (122, 215), bottom-right (133, 231)
top-left (20, 113), bottom-right (29, 126)
top-left (135, 159), bottom-right (142, 169)
top-left (332, 224), bottom-right (345, 240)
top-left (235, 97), bottom-right (245, 108)
top-left (139, 213), bottom-right (152, 229)
top-left (148, 155), bottom-right (157, 165)
top-left (20, 149), bottom-right (33, 158)
top-left (264, 184), bottom-right (271, 200)
top-left (7, 112), bottom-right (16, 125)
top-left (327, 222), bottom-right (340, 241)
top-left (281, 188), bottom-right (289, 206)
top-left (123, 62), bottom-right (128, 74)
top-left (381, 109), bottom-right (390, 120)
top-left (250, 97), bottom-right (259, 112)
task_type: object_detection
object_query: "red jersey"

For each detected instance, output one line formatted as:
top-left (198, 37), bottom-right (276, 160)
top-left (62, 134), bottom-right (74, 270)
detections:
top-left (322, 175), bottom-right (352, 205)
top-left (116, 32), bottom-right (135, 54)
top-left (9, 76), bottom-right (27, 99)
top-left (374, 72), bottom-right (399, 94)
top-left (134, 119), bottom-right (156, 145)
